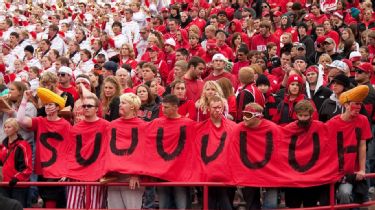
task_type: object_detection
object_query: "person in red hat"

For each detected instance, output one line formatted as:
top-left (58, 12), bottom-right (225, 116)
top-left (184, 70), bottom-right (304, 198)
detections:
top-left (272, 74), bottom-right (318, 125)
top-left (145, 45), bottom-right (169, 83)
top-left (331, 11), bottom-right (347, 32)
top-left (201, 39), bottom-right (220, 63)
top-left (354, 62), bottom-right (375, 123)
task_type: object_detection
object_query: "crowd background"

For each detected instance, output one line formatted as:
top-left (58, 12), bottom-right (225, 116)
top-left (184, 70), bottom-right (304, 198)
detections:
top-left (0, 0), bottom-right (374, 209)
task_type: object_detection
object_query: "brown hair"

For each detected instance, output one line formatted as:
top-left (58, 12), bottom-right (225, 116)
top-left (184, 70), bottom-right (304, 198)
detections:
top-left (294, 100), bottom-right (315, 115)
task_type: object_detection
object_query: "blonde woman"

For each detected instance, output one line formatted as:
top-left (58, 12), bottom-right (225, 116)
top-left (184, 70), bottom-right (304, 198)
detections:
top-left (318, 53), bottom-right (333, 82)
top-left (195, 80), bottom-right (227, 122)
top-left (119, 43), bottom-right (138, 69)
top-left (106, 93), bottom-right (145, 209)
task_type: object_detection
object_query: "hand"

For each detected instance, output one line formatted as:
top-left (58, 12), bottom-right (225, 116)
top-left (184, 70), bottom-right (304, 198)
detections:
top-left (129, 176), bottom-right (140, 190)
top-left (58, 177), bottom-right (67, 182)
top-left (356, 170), bottom-right (365, 180)
top-left (9, 178), bottom-right (18, 187)
top-left (23, 90), bottom-right (33, 101)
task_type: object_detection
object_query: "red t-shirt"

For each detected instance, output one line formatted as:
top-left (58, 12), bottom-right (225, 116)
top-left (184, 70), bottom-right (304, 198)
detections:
top-left (204, 71), bottom-right (238, 89)
top-left (326, 114), bottom-right (372, 172)
top-left (59, 85), bottom-right (78, 101)
top-left (184, 77), bottom-right (204, 102)
top-left (31, 117), bottom-right (72, 178)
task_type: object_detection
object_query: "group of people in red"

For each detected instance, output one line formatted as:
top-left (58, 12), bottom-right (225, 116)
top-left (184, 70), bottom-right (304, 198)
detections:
top-left (0, 0), bottom-right (374, 209)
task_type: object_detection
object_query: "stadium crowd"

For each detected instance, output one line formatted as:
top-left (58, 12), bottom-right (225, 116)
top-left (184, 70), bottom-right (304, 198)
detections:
top-left (0, 0), bottom-right (374, 209)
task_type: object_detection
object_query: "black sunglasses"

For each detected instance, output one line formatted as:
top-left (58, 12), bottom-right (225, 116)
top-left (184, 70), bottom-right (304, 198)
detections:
top-left (355, 69), bottom-right (365, 74)
top-left (82, 104), bottom-right (96, 109)
top-left (57, 73), bottom-right (66, 77)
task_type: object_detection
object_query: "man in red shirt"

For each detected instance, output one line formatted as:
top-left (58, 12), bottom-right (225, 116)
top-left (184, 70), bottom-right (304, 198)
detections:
top-left (163, 18), bottom-right (179, 41)
top-left (326, 85), bottom-right (372, 204)
top-left (164, 38), bottom-right (176, 73)
top-left (183, 56), bottom-right (205, 102)
top-left (250, 20), bottom-right (279, 52)
top-left (310, 3), bottom-right (328, 25)
top-left (57, 66), bottom-right (78, 101)
top-left (204, 53), bottom-right (237, 88)
top-left (216, 30), bottom-right (234, 61)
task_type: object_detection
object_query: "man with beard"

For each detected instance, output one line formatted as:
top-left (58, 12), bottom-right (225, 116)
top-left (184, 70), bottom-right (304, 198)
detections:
top-left (183, 56), bottom-right (206, 102)
top-left (283, 100), bottom-right (330, 207)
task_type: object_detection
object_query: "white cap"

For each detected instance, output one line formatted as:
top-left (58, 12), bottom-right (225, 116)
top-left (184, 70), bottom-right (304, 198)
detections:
top-left (349, 51), bottom-right (361, 60)
top-left (212, 53), bottom-right (227, 61)
top-left (327, 60), bottom-right (346, 71)
top-left (58, 66), bottom-right (73, 76)
top-left (165, 38), bottom-right (176, 47)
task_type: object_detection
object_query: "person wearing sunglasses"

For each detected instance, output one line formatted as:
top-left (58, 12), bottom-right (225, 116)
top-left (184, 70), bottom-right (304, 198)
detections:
top-left (68, 95), bottom-right (108, 209)
top-left (354, 62), bottom-right (375, 123)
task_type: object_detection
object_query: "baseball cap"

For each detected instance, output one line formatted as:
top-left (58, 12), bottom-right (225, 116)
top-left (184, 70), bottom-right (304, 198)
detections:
top-left (356, 62), bottom-right (373, 74)
top-left (103, 61), bottom-right (118, 75)
top-left (147, 44), bottom-right (159, 52)
top-left (327, 60), bottom-right (346, 71)
top-left (212, 53), bottom-right (227, 61)
top-left (349, 51), bottom-right (361, 62)
top-left (165, 38), bottom-right (176, 47)
top-left (323, 37), bottom-right (335, 44)
top-left (295, 43), bottom-right (306, 50)
top-left (58, 66), bottom-right (73, 76)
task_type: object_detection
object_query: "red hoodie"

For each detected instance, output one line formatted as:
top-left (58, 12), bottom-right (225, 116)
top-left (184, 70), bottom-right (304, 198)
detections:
top-left (189, 44), bottom-right (206, 58)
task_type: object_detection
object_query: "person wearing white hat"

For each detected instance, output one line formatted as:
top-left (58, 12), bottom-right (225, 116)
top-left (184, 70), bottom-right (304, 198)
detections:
top-left (204, 53), bottom-right (237, 88)
top-left (326, 60), bottom-right (349, 82)
top-left (349, 51), bottom-right (362, 67)
top-left (57, 66), bottom-right (79, 100)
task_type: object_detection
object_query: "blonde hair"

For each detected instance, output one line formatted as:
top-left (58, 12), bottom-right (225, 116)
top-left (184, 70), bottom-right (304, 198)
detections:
top-left (121, 43), bottom-right (136, 59)
top-left (101, 76), bottom-right (121, 115)
top-left (238, 67), bottom-right (255, 84)
top-left (120, 93), bottom-right (141, 111)
top-left (4, 118), bottom-right (20, 132)
top-left (196, 80), bottom-right (224, 113)
top-left (318, 53), bottom-right (332, 65)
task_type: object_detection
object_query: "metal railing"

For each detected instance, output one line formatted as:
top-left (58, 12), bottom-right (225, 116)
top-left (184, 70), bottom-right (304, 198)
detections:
top-left (1, 174), bottom-right (375, 210)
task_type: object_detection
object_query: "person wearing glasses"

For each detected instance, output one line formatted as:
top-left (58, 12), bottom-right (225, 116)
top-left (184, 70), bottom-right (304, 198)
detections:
top-left (57, 66), bottom-right (78, 101)
top-left (16, 88), bottom-right (71, 208)
top-left (38, 72), bottom-right (74, 117)
top-left (68, 95), bottom-right (108, 209)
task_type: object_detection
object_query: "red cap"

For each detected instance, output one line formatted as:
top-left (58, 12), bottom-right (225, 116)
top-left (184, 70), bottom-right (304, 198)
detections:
top-left (287, 74), bottom-right (304, 86)
top-left (273, 11), bottom-right (282, 17)
top-left (161, 7), bottom-right (169, 12)
top-left (147, 44), bottom-right (159, 52)
top-left (342, 59), bottom-right (353, 71)
top-left (316, 36), bottom-right (326, 45)
top-left (333, 11), bottom-right (343, 19)
top-left (305, 66), bottom-right (319, 75)
top-left (206, 39), bottom-right (218, 50)
top-left (304, 13), bottom-right (315, 21)
top-left (356, 62), bottom-right (373, 74)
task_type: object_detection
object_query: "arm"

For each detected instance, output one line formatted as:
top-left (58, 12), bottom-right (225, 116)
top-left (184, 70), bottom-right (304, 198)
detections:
top-left (16, 91), bottom-right (33, 128)
top-left (356, 140), bottom-right (367, 180)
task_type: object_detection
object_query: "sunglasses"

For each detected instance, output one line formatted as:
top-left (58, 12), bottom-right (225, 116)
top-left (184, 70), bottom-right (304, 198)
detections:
top-left (355, 69), bottom-right (365, 74)
top-left (58, 73), bottom-right (67, 77)
top-left (82, 104), bottom-right (96, 109)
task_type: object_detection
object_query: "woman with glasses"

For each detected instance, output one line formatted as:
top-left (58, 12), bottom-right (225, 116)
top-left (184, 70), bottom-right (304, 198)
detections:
top-left (101, 76), bottom-right (121, 122)
top-left (119, 43), bottom-right (138, 69)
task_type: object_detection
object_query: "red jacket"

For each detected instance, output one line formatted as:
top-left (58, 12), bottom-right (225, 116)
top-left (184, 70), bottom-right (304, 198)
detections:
top-left (0, 136), bottom-right (32, 182)
top-left (189, 44), bottom-right (206, 58)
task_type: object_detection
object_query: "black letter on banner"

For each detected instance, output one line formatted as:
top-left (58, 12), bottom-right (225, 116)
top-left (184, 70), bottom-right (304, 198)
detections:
top-left (201, 132), bottom-right (227, 164)
top-left (157, 126), bottom-right (186, 161)
top-left (240, 131), bottom-right (273, 169)
top-left (76, 133), bottom-right (101, 166)
top-left (288, 133), bottom-right (320, 172)
top-left (110, 128), bottom-right (138, 156)
top-left (337, 131), bottom-right (357, 172)
top-left (40, 132), bottom-right (64, 167)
